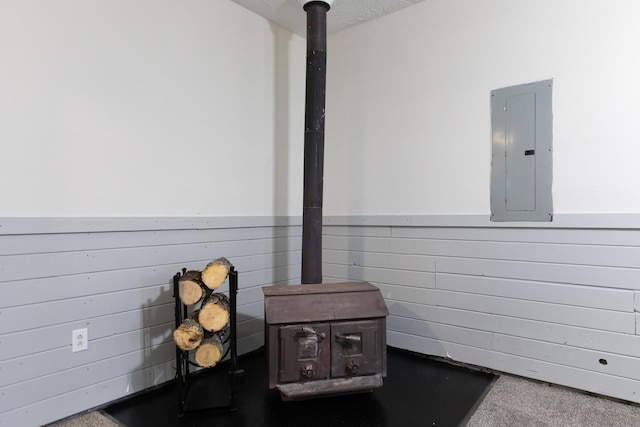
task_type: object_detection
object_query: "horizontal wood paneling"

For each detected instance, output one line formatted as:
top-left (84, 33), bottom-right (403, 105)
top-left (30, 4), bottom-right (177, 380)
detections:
top-left (0, 225), bottom-right (302, 257)
top-left (1, 322), bottom-right (174, 387)
top-left (433, 291), bottom-right (634, 334)
top-left (392, 226), bottom-right (640, 246)
top-left (323, 249), bottom-right (435, 272)
top-left (7, 213), bottom-right (640, 424)
top-left (0, 217), bottom-right (299, 426)
top-left (1, 304), bottom-right (175, 360)
top-left (238, 316), bottom-right (264, 338)
top-left (323, 225), bottom-right (392, 238)
top-left (323, 235), bottom-right (415, 254)
top-left (387, 315), bottom-right (640, 381)
top-left (375, 283), bottom-right (435, 304)
top-left (324, 215), bottom-right (640, 403)
top-left (1, 253), bottom-right (298, 312)
top-left (416, 239), bottom-right (640, 268)
top-left (386, 297), bottom-right (633, 334)
top-left (325, 214), bottom-right (640, 229)
top-left (0, 216), bottom-right (301, 235)
top-left (0, 236), bottom-right (300, 283)
top-left (0, 360), bottom-right (176, 427)
top-left (324, 263), bottom-right (435, 288)
top-left (387, 301), bottom-right (640, 359)
top-left (436, 273), bottom-right (633, 311)
top-left (237, 331), bottom-right (264, 355)
top-left (1, 285), bottom-right (174, 334)
top-left (438, 257), bottom-right (640, 289)
top-left (387, 331), bottom-right (640, 403)
top-left (1, 342), bottom-right (175, 413)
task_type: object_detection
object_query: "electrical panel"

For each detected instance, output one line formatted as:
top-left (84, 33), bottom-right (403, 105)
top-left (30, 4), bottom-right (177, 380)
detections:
top-left (491, 80), bottom-right (553, 222)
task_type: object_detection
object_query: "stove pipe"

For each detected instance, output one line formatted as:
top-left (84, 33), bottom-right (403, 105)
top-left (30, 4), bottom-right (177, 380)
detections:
top-left (301, 1), bottom-right (331, 284)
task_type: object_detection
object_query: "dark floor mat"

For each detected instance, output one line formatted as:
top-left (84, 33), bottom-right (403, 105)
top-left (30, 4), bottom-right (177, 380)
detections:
top-left (105, 347), bottom-right (494, 427)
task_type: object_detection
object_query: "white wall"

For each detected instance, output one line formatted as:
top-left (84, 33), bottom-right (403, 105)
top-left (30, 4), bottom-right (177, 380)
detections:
top-left (325, 0), bottom-right (640, 215)
top-left (0, 0), bottom-right (305, 217)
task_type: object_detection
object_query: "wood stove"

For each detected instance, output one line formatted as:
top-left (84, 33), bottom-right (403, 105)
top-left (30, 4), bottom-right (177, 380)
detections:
top-left (263, 282), bottom-right (388, 400)
top-left (264, 0), bottom-right (389, 402)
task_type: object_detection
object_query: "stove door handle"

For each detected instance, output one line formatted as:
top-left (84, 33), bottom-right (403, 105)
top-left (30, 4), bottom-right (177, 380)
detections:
top-left (301, 326), bottom-right (325, 341)
top-left (335, 333), bottom-right (361, 343)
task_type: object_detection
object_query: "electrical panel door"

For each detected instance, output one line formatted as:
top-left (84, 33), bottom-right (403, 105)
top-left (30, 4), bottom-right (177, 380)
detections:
top-left (491, 80), bottom-right (553, 222)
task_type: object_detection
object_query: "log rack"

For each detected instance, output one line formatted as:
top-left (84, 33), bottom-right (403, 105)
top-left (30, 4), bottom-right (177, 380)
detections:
top-left (173, 266), bottom-right (243, 415)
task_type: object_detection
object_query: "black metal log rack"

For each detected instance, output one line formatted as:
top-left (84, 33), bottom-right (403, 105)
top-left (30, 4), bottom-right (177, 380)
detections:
top-left (172, 266), bottom-right (243, 415)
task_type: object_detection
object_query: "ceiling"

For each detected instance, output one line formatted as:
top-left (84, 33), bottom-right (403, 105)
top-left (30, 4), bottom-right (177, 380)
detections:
top-left (230, 0), bottom-right (426, 37)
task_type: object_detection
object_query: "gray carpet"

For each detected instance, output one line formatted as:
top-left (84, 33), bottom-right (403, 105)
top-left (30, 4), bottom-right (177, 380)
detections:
top-left (46, 411), bottom-right (122, 427)
top-left (467, 374), bottom-right (640, 426)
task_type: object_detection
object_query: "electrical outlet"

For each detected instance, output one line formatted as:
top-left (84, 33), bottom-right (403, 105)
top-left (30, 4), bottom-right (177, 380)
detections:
top-left (72, 328), bottom-right (88, 352)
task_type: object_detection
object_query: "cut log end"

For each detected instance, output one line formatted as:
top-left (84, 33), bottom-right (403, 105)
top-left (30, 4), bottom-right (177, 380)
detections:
top-left (178, 270), bottom-right (205, 305)
top-left (173, 318), bottom-right (204, 351)
top-left (194, 335), bottom-right (224, 368)
top-left (201, 257), bottom-right (233, 290)
top-left (198, 293), bottom-right (231, 332)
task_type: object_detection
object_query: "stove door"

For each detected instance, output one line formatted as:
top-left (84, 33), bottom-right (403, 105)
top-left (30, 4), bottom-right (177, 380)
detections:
top-left (278, 323), bottom-right (331, 383)
top-left (331, 319), bottom-right (383, 378)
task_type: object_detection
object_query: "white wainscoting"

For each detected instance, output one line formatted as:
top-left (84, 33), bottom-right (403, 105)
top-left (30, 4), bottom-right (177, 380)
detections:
top-left (323, 214), bottom-right (640, 403)
top-left (0, 217), bottom-right (301, 426)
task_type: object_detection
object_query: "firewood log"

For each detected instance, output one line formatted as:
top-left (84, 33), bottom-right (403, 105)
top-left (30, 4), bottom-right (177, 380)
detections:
top-left (198, 292), bottom-right (230, 332)
top-left (178, 270), bottom-right (206, 306)
top-left (194, 332), bottom-right (225, 368)
top-left (173, 317), bottom-right (204, 351)
top-left (201, 257), bottom-right (232, 290)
